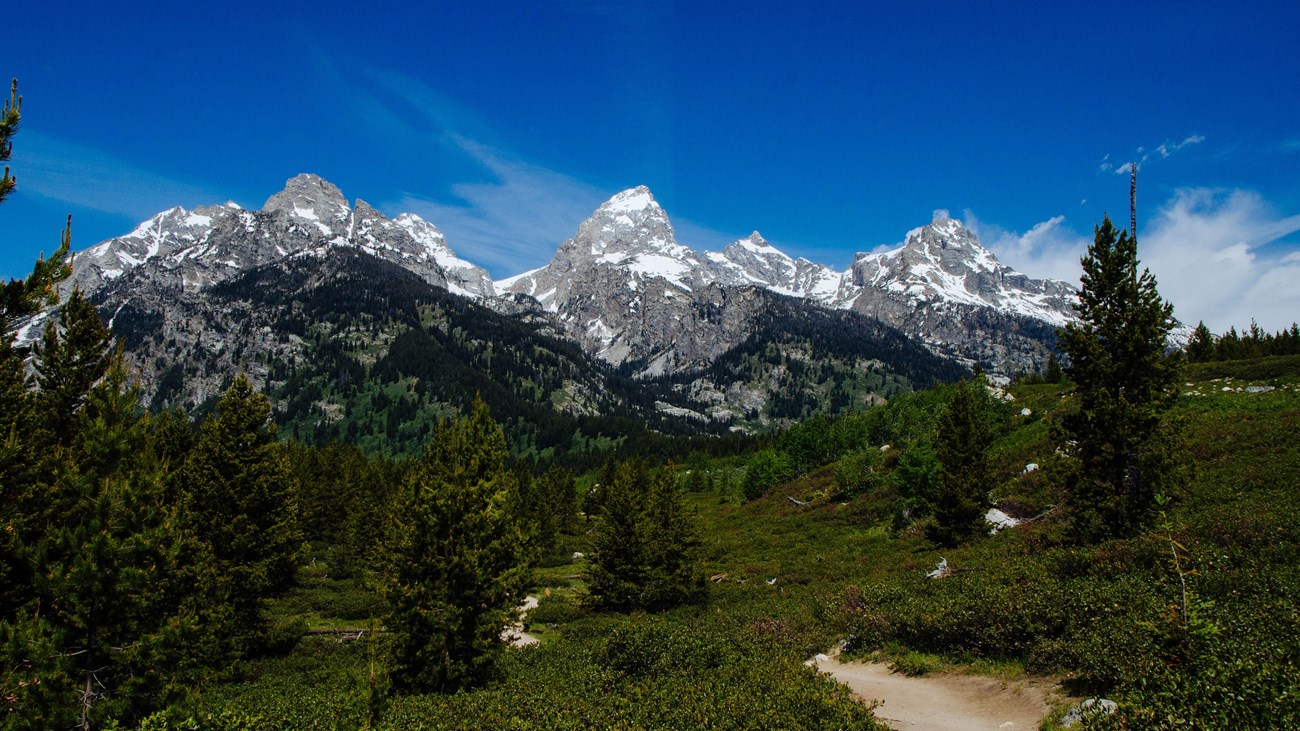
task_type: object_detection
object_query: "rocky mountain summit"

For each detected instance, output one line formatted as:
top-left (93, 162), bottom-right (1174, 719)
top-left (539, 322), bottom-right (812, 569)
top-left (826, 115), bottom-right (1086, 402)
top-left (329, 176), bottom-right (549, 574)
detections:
top-left (498, 187), bottom-right (775, 375)
top-left (839, 212), bottom-right (1077, 367)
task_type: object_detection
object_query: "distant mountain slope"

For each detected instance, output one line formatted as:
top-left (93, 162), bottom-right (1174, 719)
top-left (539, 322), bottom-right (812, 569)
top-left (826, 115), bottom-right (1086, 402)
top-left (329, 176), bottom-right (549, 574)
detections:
top-left (105, 246), bottom-right (685, 456)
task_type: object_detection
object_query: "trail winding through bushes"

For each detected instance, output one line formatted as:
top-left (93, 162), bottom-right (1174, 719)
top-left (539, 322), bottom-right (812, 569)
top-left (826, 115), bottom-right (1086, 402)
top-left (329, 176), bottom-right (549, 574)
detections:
top-left (813, 654), bottom-right (1058, 730)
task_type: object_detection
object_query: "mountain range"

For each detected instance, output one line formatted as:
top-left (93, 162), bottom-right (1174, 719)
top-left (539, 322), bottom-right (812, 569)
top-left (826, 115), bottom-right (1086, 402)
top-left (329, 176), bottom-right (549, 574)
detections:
top-left (19, 174), bottom-right (1078, 450)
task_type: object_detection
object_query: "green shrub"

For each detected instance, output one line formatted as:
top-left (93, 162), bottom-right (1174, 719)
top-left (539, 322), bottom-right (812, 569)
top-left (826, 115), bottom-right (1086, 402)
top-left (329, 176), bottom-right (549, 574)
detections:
top-left (527, 593), bottom-right (587, 627)
top-left (741, 448), bottom-right (795, 500)
top-left (833, 449), bottom-right (884, 498)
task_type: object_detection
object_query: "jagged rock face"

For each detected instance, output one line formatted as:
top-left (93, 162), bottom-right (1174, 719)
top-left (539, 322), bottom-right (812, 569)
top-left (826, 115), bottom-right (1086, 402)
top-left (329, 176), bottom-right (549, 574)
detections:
top-left (28, 174), bottom-right (496, 407)
top-left (42, 175), bottom-right (1084, 415)
top-left (841, 214), bottom-right (1078, 371)
top-left (706, 232), bottom-right (847, 304)
top-left (497, 193), bottom-right (1077, 376)
top-left (848, 214), bottom-right (1076, 326)
top-left (499, 187), bottom-right (761, 375)
top-left (64, 173), bottom-right (494, 300)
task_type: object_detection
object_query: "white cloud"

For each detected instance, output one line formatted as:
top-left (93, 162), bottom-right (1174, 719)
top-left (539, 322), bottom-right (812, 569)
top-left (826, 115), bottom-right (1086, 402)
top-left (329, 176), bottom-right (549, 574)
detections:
top-left (1155, 135), bottom-right (1205, 158)
top-left (387, 139), bottom-right (607, 278)
top-left (964, 211), bottom-right (1090, 285)
top-left (1141, 188), bottom-right (1300, 332)
top-left (11, 132), bottom-right (224, 219)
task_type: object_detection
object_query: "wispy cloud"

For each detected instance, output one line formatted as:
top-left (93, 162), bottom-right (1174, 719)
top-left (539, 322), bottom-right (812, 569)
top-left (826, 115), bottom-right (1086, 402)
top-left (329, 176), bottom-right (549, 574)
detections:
top-left (964, 211), bottom-right (1091, 285)
top-left (1140, 188), bottom-right (1300, 332)
top-left (387, 138), bottom-right (608, 277)
top-left (1099, 135), bottom-right (1204, 174)
top-left (11, 132), bottom-right (225, 219)
top-left (350, 66), bottom-right (732, 278)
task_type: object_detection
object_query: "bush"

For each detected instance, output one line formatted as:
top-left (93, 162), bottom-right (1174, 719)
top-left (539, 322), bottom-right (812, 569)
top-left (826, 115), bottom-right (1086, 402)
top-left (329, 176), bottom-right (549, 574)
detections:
top-left (527, 594), bottom-right (587, 627)
top-left (833, 449), bottom-right (884, 499)
top-left (741, 449), bottom-right (795, 500)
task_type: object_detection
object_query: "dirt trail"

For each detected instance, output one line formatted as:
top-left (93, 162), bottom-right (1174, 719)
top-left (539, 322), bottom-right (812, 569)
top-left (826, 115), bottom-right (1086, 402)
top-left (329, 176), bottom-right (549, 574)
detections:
top-left (504, 595), bottom-right (540, 647)
top-left (814, 655), bottom-right (1058, 731)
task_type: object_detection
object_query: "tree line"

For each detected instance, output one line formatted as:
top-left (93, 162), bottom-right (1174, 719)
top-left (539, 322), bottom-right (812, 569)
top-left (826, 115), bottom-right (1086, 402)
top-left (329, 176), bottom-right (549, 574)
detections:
top-left (1184, 320), bottom-right (1300, 362)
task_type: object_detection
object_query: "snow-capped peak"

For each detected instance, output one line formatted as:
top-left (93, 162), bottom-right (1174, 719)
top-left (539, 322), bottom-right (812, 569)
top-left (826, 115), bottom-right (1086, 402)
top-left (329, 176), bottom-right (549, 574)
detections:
top-left (262, 174), bottom-right (352, 235)
top-left (736, 231), bottom-right (781, 252)
top-left (846, 211), bottom-right (1078, 328)
top-left (601, 186), bottom-right (661, 215)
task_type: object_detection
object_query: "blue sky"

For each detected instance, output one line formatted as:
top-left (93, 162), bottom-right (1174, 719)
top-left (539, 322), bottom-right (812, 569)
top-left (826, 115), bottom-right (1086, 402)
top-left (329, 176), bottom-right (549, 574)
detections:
top-left (4, 1), bottom-right (1299, 331)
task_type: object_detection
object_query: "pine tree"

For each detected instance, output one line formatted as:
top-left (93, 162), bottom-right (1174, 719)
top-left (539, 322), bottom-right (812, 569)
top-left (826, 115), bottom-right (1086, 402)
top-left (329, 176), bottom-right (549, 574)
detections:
top-left (519, 466), bottom-right (579, 566)
top-left (33, 289), bottom-right (113, 447)
top-left (1216, 326), bottom-right (1241, 361)
top-left (384, 397), bottom-right (528, 693)
top-left (4, 291), bottom-right (112, 623)
top-left (586, 461), bottom-right (706, 612)
top-left (1185, 322), bottom-right (1215, 362)
top-left (1, 79), bottom-right (19, 206)
top-left (585, 461), bottom-right (651, 611)
top-left (36, 357), bottom-right (181, 728)
top-left (0, 335), bottom-right (40, 617)
top-left (1044, 353), bottom-right (1064, 384)
top-left (1057, 216), bottom-right (1180, 540)
top-left (8, 332), bottom-right (202, 727)
top-left (183, 375), bottom-right (304, 656)
top-left (926, 379), bottom-right (994, 547)
top-left (639, 466), bottom-right (706, 610)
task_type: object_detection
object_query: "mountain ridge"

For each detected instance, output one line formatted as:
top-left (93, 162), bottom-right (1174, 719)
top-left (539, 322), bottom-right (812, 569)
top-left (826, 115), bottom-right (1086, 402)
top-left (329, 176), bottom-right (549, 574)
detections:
top-left (17, 174), bottom-right (1087, 437)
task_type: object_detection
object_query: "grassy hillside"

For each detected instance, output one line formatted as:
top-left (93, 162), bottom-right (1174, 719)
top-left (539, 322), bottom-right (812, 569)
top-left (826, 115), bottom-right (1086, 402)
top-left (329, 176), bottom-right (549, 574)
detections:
top-left (153, 355), bottom-right (1299, 730)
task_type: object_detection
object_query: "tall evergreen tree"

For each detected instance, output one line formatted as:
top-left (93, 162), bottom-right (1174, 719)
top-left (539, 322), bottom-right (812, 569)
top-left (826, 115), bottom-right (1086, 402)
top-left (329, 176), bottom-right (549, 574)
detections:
top-left (639, 466), bottom-right (707, 611)
top-left (6, 314), bottom-right (202, 727)
top-left (1057, 216), bottom-right (1180, 540)
top-left (519, 466), bottom-right (578, 566)
top-left (926, 379), bottom-right (994, 547)
top-left (1, 79), bottom-right (19, 206)
top-left (586, 461), bottom-right (706, 612)
top-left (33, 290), bottom-right (113, 447)
top-left (36, 358), bottom-right (183, 729)
top-left (384, 397), bottom-right (528, 693)
top-left (0, 335), bottom-right (40, 617)
top-left (183, 375), bottom-right (304, 656)
top-left (585, 461), bottom-right (652, 611)
top-left (1185, 321), bottom-right (1215, 362)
